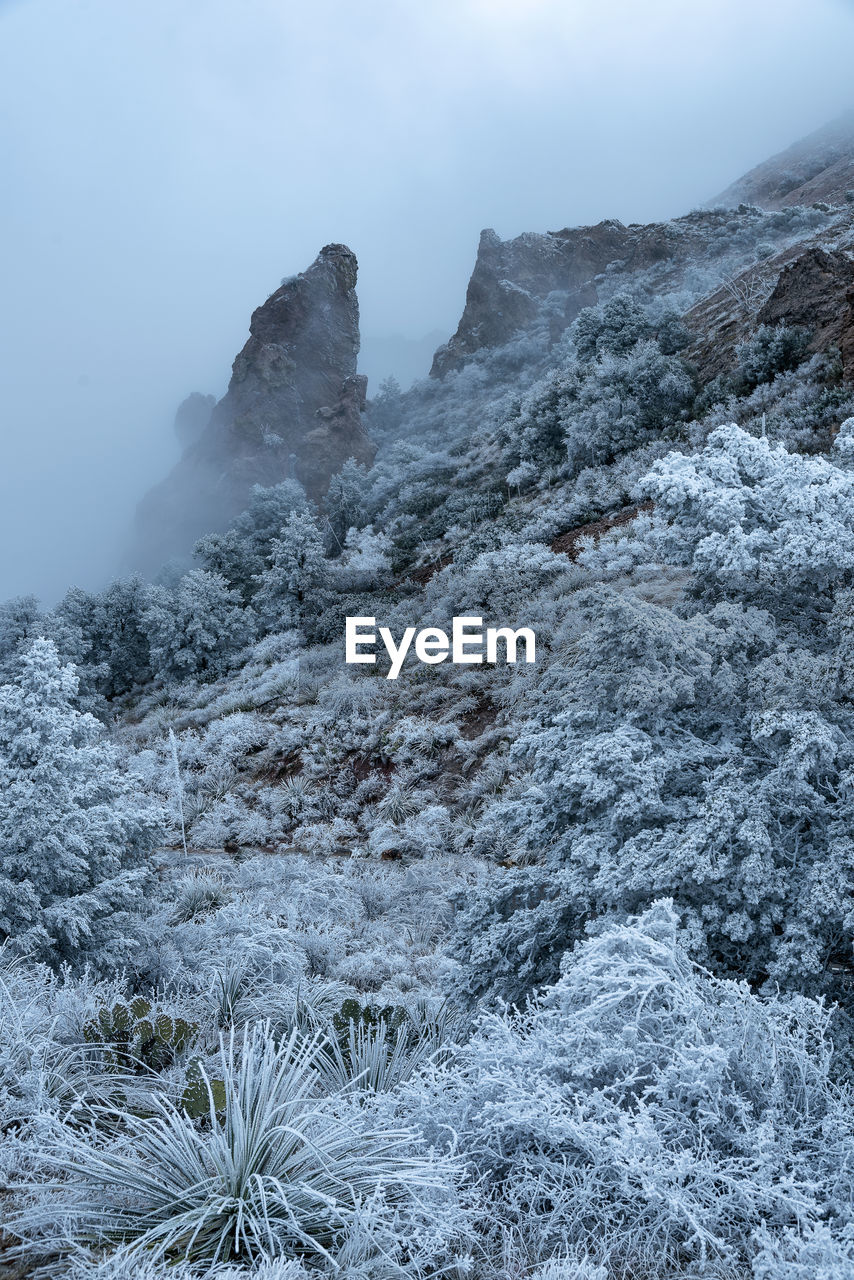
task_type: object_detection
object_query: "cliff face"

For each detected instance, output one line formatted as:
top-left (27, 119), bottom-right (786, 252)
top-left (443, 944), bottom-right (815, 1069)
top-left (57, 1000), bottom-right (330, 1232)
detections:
top-left (430, 219), bottom-right (698, 376)
top-left (684, 235), bottom-right (854, 384)
top-left (431, 114), bottom-right (854, 389)
top-left (130, 244), bottom-right (374, 574)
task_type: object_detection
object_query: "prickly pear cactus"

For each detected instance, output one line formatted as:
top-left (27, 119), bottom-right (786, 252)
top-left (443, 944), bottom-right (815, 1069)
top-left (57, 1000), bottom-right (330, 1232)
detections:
top-left (83, 999), bottom-right (196, 1072)
top-left (181, 1061), bottom-right (227, 1120)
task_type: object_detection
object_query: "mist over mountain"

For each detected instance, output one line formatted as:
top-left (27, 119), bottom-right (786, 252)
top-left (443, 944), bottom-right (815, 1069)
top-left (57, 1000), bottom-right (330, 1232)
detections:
top-left (2, 0), bottom-right (854, 601)
top-left (5, 6), bottom-right (854, 1278)
top-left (6, 104), bottom-right (854, 1277)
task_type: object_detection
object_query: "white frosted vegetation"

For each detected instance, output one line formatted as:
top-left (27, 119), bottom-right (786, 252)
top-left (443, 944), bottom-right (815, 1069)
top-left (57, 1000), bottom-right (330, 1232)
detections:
top-left (5, 205), bottom-right (854, 1275)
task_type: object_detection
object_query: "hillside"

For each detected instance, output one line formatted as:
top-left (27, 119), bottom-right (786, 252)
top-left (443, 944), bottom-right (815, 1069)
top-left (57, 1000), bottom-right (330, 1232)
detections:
top-left (4, 116), bottom-right (854, 1280)
top-left (711, 108), bottom-right (854, 209)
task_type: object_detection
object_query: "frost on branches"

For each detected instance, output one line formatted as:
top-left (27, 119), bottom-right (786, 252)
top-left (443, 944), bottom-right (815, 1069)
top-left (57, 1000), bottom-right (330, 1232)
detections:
top-left (0, 639), bottom-right (160, 967)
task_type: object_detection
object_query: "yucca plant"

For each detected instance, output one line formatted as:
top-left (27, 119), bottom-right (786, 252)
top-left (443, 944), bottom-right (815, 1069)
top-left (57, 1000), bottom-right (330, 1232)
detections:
top-left (170, 870), bottom-right (232, 923)
top-left (318, 1015), bottom-right (430, 1096)
top-left (15, 1022), bottom-right (450, 1267)
top-left (318, 998), bottom-right (463, 1095)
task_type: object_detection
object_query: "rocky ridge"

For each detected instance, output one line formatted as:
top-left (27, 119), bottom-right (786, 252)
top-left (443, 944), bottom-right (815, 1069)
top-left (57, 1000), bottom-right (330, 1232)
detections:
top-left (430, 112), bottom-right (854, 386)
top-left (130, 244), bottom-right (374, 575)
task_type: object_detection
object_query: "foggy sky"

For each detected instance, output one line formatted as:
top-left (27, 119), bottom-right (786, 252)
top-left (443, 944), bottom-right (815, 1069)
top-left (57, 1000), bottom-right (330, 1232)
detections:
top-left (1, 0), bottom-right (853, 603)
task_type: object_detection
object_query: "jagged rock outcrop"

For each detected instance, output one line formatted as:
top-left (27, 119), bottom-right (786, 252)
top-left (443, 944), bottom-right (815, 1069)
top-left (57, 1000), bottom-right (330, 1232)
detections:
top-left (129, 244), bottom-right (375, 574)
top-left (429, 210), bottom-right (798, 378)
top-left (757, 247), bottom-right (854, 373)
top-left (684, 241), bottom-right (854, 384)
top-left (431, 221), bottom-right (657, 377)
top-left (433, 113), bottom-right (854, 389)
top-left (430, 226), bottom-right (610, 375)
top-left (711, 110), bottom-right (854, 210)
top-left (174, 392), bottom-right (216, 449)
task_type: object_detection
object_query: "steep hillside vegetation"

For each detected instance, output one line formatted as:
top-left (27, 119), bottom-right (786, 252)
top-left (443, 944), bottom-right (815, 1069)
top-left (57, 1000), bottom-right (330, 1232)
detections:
top-left (4, 116), bottom-right (854, 1280)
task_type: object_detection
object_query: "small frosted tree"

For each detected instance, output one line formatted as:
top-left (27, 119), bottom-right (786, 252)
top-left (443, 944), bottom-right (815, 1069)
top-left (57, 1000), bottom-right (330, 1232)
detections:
top-left (323, 458), bottom-right (371, 551)
top-left (573, 292), bottom-right (652, 362)
top-left (194, 480), bottom-right (309, 602)
top-left (143, 569), bottom-right (254, 683)
top-left (253, 511), bottom-right (329, 631)
top-left (0, 639), bottom-right (160, 968)
top-left (57, 576), bottom-right (154, 699)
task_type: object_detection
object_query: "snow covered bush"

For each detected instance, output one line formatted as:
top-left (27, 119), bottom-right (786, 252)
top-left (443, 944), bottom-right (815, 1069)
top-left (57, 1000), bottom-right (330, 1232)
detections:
top-left (501, 338), bottom-right (694, 484)
top-left (143, 570), bottom-right (255, 683)
top-left (415, 903), bottom-right (854, 1277)
top-left (453, 572), bottom-right (854, 1004)
top-left (733, 322), bottom-right (812, 391)
top-left (253, 511), bottom-right (329, 632)
top-left (194, 480), bottom-right (310, 604)
top-left (56, 576), bottom-right (155, 699)
top-left (0, 640), bottom-right (160, 968)
top-left (573, 292), bottom-right (652, 362)
top-left (633, 423), bottom-right (854, 613)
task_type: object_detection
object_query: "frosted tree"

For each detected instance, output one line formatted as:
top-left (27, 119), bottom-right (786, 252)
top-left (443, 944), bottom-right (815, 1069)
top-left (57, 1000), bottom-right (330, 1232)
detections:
top-left (253, 510), bottom-right (329, 631)
top-left (194, 479), bottom-right (309, 602)
top-left (323, 458), bottom-right (371, 551)
top-left (143, 569), bottom-right (254, 683)
top-left (634, 423), bottom-right (854, 617)
top-left (0, 639), bottom-right (160, 967)
top-left (452, 426), bottom-right (854, 1007)
top-left (501, 338), bottom-right (693, 484)
top-left (420, 903), bottom-right (851, 1277)
top-left (57, 576), bottom-right (154, 698)
top-left (573, 292), bottom-right (652, 362)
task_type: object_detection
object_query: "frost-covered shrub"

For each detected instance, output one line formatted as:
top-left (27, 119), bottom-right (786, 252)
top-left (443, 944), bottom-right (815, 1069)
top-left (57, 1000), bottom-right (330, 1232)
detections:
top-left (194, 480), bottom-right (310, 603)
top-left (635, 423), bottom-right (854, 614)
top-left (0, 640), bottom-right (160, 968)
top-left (189, 794), bottom-right (272, 850)
top-left (501, 362), bottom-right (583, 477)
top-left (452, 584), bottom-right (854, 1004)
top-left (364, 805), bottom-right (452, 860)
top-left (573, 292), bottom-right (652, 362)
top-left (751, 1223), bottom-right (854, 1280)
top-left (328, 525), bottom-right (392, 588)
top-left (502, 339), bottom-right (694, 485)
top-left (733, 323), bottom-right (812, 391)
top-left (564, 339), bottom-right (695, 470)
top-left (423, 542), bottom-right (575, 623)
top-left (384, 717), bottom-right (462, 767)
top-left (417, 904), bottom-right (854, 1276)
top-left (56, 576), bottom-right (155, 699)
top-left (253, 511), bottom-right (329, 632)
top-left (322, 458), bottom-right (372, 550)
top-left (143, 570), bottom-right (254, 683)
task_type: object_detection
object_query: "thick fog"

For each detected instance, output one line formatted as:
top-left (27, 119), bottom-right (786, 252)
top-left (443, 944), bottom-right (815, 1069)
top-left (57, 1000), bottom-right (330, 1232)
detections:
top-left (1, 0), bottom-right (853, 603)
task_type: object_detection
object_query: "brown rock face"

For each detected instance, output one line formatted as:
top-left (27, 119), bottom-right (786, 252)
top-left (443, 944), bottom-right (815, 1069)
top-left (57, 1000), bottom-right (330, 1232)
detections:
top-left (129, 244), bottom-right (375, 574)
top-left (429, 213), bottom-right (755, 377)
top-left (758, 248), bottom-right (854, 378)
top-left (431, 222), bottom-right (631, 376)
top-left (685, 244), bottom-right (854, 385)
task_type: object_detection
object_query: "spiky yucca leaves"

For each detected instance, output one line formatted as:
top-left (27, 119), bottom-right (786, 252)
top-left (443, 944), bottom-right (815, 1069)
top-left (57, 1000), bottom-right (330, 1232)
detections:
top-left (319, 1013), bottom-right (431, 1095)
top-left (318, 998), bottom-right (466, 1095)
top-left (16, 1022), bottom-right (453, 1268)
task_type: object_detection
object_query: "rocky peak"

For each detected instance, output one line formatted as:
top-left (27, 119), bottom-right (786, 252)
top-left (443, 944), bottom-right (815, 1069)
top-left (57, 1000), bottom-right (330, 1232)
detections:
top-left (430, 113), bottom-right (854, 387)
top-left (430, 222), bottom-right (621, 377)
top-left (129, 244), bottom-right (375, 575)
top-left (683, 234), bottom-right (854, 384)
top-left (430, 214), bottom-right (747, 377)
